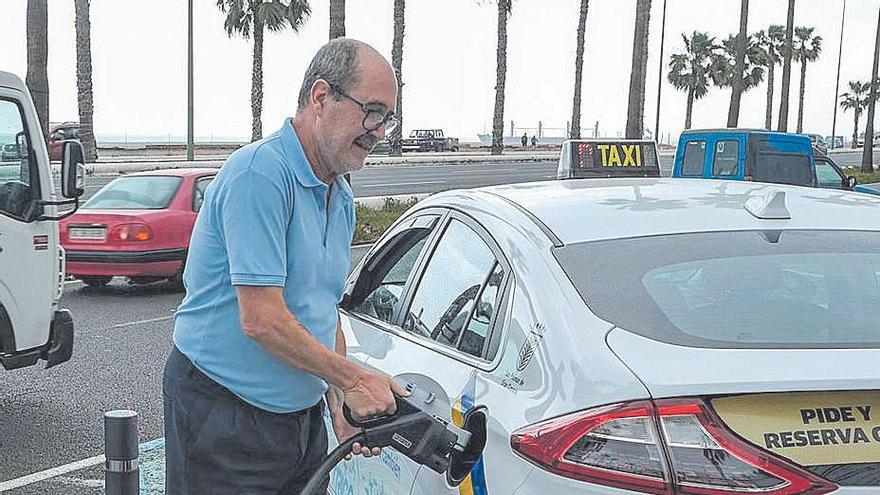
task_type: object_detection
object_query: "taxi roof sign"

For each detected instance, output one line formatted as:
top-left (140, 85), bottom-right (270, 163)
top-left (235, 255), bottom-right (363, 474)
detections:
top-left (557, 139), bottom-right (661, 179)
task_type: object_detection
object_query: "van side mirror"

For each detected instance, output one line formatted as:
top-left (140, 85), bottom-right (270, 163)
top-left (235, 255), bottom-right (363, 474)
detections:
top-left (847, 176), bottom-right (858, 189)
top-left (61, 141), bottom-right (85, 199)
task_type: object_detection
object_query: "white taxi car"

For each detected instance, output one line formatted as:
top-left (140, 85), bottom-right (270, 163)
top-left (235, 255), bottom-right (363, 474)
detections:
top-left (331, 178), bottom-right (880, 494)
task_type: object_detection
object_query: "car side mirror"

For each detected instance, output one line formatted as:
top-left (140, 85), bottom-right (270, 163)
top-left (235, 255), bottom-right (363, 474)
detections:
top-left (61, 141), bottom-right (85, 199)
top-left (847, 176), bottom-right (858, 189)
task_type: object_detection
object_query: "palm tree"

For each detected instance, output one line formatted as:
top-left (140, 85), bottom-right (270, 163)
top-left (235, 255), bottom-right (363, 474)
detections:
top-left (777, 0), bottom-right (795, 132)
top-left (668, 32), bottom-right (719, 129)
top-left (491, 0), bottom-right (512, 155)
top-left (26, 0), bottom-right (49, 142)
top-left (714, 34), bottom-right (766, 96)
top-left (755, 25), bottom-right (785, 129)
top-left (793, 26), bottom-right (822, 133)
top-left (840, 81), bottom-right (872, 149)
top-left (216, 0), bottom-right (311, 142)
top-left (727, 0), bottom-right (749, 127)
top-left (863, 6), bottom-right (880, 172)
top-left (75, 0), bottom-right (98, 162)
top-left (329, 0), bottom-right (344, 39)
top-left (625, 0), bottom-right (652, 139)
top-left (569, 0), bottom-right (590, 139)
top-left (390, 0), bottom-right (405, 157)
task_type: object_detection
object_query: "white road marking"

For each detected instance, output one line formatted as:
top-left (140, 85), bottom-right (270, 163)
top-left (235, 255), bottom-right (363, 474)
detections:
top-left (0, 454), bottom-right (105, 492)
top-left (55, 476), bottom-right (104, 488)
top-left (361, 181), bottom-right (444, 188)
top-left (112, 315), bottom-right (174, 328)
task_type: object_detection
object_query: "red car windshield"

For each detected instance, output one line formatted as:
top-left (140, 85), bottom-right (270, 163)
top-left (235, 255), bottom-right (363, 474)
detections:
top-left (83, 176), bottom-right (182, 210)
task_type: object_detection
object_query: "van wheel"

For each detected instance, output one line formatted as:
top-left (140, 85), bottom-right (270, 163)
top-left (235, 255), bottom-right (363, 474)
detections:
top-left (80, 276), bottom-right (111, 288)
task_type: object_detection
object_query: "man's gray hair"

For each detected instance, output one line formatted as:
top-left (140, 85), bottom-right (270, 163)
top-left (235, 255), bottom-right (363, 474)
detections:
top-left (297, 38), bottom-right (367, 112)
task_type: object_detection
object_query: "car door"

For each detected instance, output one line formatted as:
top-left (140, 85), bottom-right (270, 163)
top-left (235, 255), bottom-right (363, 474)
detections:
top-left (0, 94), bottom-right (55, 354)
top-left (344, 210), bottom-right (512, 494)
top-left (331, 210), bottom-right (446, 495)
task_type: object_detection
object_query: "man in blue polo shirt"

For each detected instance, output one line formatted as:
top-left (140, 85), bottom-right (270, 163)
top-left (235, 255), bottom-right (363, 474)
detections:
top-left (163, 39), bottom-right (407, 494)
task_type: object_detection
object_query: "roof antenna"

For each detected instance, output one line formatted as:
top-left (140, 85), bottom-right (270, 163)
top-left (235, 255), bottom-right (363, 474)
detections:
top-left (744, 190), bottom-right (791, 220)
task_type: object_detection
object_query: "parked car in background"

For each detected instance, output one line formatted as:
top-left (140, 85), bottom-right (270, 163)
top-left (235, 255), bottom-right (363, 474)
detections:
top-left (370, 138), bottom-right (391, 155)
top-left (804, 133), bottom-right (827, 154)
top-left (825, 135), bottom-right (843, 150)
top-left (48, 122), bottom-right (81, 161)
top-left (857, 132), bottom-right (880, 149)
top-left (401, 129), bottom-right (459, 152)
top-left (60, 168), bottom-right (216, 288)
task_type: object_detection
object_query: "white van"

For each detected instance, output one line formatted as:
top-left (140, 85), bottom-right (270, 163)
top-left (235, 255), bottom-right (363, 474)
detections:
top-left (0, 71), bottom-right (83, 370)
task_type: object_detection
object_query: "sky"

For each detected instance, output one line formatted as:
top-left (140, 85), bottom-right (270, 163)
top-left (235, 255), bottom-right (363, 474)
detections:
top-left (0, 0), bottom-right (878, 144)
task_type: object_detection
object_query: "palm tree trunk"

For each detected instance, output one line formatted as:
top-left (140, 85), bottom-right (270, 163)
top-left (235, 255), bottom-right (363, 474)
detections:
top-left (390, 0), bottom-right (405, 157)
top-left (75, 0), bottom-right (97, 162)
top-left (862, 6), bottom-right (880, 172)
top-left (853, 109), bottom-right (860, 150)
top-left (491, 0), bottom-right (510, 155)
top-left (764, 63), bottom-right (775, 130)
top-left (251, 12), bottom-right (264, 142)
top-left (329, 0), bottom-right (345, 39)
top-left (685, 87), bottom-right (695, 130)
top-left (796, 60), bottom-right (807, 133)
top-left (777, 0), bottom-right (795, 132)
top-left (26, 0), bottom-right (49, 143)
top-left (625, 0), bottom-right (651, 139)
top-left (727, 0), bottom-right (749, 127)
top-left (570, 0), bottom-right (589, 139)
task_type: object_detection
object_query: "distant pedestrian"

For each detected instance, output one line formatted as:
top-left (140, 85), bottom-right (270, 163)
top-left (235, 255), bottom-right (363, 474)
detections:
top-left (521, 132), bottom-right (528, 148)
top-left (531, 135), bottom-right (538, 147)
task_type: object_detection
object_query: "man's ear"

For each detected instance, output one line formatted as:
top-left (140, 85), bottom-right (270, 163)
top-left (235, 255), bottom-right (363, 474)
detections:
top-left (310, 80), bottom-right (333, 113)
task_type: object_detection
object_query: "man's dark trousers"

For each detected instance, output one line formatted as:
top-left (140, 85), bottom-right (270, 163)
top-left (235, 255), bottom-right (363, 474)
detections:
top-left (163, 346), bottom-right (330, 494)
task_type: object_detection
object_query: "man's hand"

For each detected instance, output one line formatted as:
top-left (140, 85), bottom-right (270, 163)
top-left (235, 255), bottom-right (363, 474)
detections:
top-left (343, 368), bottom-right (410, 419)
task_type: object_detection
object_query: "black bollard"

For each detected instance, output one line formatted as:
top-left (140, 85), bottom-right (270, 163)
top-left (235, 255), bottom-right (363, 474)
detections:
top-left (104, 410), bottom-right (139, 495)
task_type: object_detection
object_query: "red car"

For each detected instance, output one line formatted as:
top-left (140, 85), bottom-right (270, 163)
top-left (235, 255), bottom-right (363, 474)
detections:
top-left (61, 168), bottom-right (216, 288)
top-left (48, 122), bottom-right (81, 161)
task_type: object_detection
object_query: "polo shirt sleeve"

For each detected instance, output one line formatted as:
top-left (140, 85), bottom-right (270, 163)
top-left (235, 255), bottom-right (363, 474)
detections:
top-left (218, 168), bottom-right (291, 287)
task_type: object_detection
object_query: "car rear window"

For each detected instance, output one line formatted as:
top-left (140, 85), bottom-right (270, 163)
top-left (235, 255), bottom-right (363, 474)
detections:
top-left (83, 176), bottom-right (182, 210)
top-left (554, 230), bottom-right (880, 349)
top-left (751, 153), bottom-right (813, 187)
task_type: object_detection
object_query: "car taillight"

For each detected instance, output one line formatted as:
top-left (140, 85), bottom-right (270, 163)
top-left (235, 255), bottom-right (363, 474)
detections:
top-left (109, 223), bottom-right (152, 242)
top-left (511, 398), bottom-right (837, 495)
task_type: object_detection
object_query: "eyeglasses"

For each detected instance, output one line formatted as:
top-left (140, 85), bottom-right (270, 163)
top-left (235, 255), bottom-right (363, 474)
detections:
top-left (328, 83), bottom-right (399, 134)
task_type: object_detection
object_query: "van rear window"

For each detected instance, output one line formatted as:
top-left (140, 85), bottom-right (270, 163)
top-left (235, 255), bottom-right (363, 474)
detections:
top-left (681, 141), bottom-right (705, 176)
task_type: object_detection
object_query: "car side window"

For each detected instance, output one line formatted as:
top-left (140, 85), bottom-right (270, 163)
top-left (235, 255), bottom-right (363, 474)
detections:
top-left (402, 218), bottom-right (502, 359)
top-left (712, 140), bottom-right (739, 177)
top-left (193, 176), bottom-right (215, 212)
top-left (681, 140), bottom-right (706, 176)
top-left (348, 217), bottom-right (438, 324)
top-left (0, 99), bottom-right (34, 219)
top-left (815, 160), bottom-right (844, 190)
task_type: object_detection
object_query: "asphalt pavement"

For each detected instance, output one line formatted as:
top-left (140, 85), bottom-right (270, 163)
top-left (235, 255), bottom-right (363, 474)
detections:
top-left (0, 247), bottom-right (372, 494)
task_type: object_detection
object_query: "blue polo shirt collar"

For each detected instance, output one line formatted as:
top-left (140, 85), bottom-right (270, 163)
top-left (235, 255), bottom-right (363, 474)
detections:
top-left (281, 118), bottom-right (324, 189)
top-left (280, 119), bottom-right (355, 201)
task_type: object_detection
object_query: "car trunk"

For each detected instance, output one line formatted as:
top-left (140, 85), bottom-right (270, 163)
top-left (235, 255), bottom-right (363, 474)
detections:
top-left (61, 209), bottom-right (170, 250)
top-left (607, 328), bottom-right (880, 489)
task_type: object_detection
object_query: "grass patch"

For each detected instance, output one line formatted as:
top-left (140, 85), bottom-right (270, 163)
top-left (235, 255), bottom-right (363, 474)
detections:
top-left (839, 166), bottom-right (880, 185)
top-left (354, 196), bottom-right (420, 244)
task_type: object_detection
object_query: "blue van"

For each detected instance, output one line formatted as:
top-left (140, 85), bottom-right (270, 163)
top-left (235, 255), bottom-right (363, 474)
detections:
top-left (672, 129), bottom-right (877, 195)
top-left (673, 129), bottom-right (816, 186)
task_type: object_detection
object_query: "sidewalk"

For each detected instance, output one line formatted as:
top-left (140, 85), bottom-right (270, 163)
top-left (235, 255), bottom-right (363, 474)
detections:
top-left (54, 150), bottom-right (563, 177)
